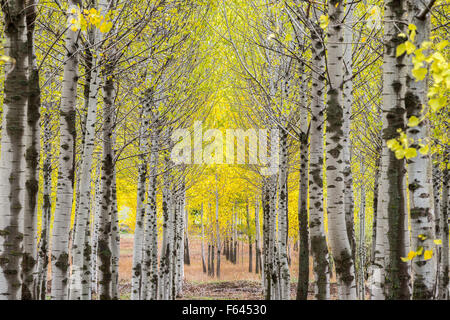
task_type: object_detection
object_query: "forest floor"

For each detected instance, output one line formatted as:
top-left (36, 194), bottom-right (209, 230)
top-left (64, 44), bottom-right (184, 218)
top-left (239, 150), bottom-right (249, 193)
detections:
top-left (118, 233), bottom-right (339, 300)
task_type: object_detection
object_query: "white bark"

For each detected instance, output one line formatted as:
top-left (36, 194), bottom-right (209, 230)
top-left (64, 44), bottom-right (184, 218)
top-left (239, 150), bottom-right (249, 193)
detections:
top-left (50, 1), bottom-right (80, 300)
top-left (215, 173), bottom-right (221, 278)
top-left (111, 172), bottom-right (120, 299)
top-left (69, 26), bottom-right (102, 300)
top-left (342, 2), bottom-right (356, 264)
top-left (325, 0), bottom-right (357, 300)
top-left (278, 130), bottom-right (290, 299)
top-left (131, 104), bottom-right (149, 300)
top-left (406, 0), bottom-right (436, 300)
top-left (22, 0), bottom-right (41, 299)
top-left (0, 0), bottom-right (28, 300)
top-left (373, 0), bottom-right (411, 300)
top-left (143, 117), bottom-right (159, 300)
top-left (34, 107), bottom-right (52, 300)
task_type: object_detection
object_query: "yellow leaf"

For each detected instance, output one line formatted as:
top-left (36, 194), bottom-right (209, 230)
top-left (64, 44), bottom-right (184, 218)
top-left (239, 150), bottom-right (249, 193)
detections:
top-left (408, 24), bottom-right (417, 31)
top-left (418, 234), bottom-right (427, 241)
top-left (416, 246), bottom-right (424, 256)
top-left (0, 55), bottom-right (15, 63)
top-left (395, 149), bottom-right (406, 159)
top-left (407, 116), bottom-right (420, 127)
top-left (397, 43), bottom-right (406, 57)
top-left (429, 98), bottom-right (442, 112)
top-left (405, 41), bottom-right (416, 55)
top-left (434, 239), bottom-right (442, 245)
top-left (412, 68), bottom-right (427, 81)
top-left (99, 21), bottom-right (113, 33)
top-left (437, 40), bottom-right (449, 51)
top-left (421, 41), bottom-right (432, 49)
top-left (401, 251), bottom-right (417, 262)
top-left (405, 148), bottom-right (418, 159)
top-left (419, 144), bottom-right (429, 155)
top-left (387, 139), bottom-right (400, 150)
top-left (424, 250), bottom-right (433, 261)
top-left (400, 257), bottom-right (409, 262)
top-left (432, 52), bottom-right (445, 62)
top-left (285, 33), bottom-right (293, 43)
top-left (319, 15), bottom-right (329, 29)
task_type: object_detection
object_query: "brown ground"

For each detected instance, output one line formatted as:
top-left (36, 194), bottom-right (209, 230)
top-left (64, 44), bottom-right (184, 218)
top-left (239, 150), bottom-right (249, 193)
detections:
top-left (118, 233), bottom-right (339, 300)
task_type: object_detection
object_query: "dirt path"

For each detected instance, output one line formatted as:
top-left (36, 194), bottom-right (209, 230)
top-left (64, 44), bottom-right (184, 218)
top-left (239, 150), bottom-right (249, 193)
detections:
top-left (118, 234), bottom-right (339, 300)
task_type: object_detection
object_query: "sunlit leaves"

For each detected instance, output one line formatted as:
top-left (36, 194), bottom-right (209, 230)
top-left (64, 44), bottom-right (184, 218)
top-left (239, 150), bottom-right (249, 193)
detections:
top-left (407, 116), bottom-right (421, 127)
top-left (401, 250), bottom-right (417, 262)
top-left (387, 131), bottom-right (419, 160)
top-left (419, 144), bottom-right (430, 155)
top-left (418, 234), bottom-right (427, 241)
top-left (424, 250), bottom-right (433, 261)
top-left (396, 41), bottom-right (416, 57)
top-left (68, 7), bottom-right (113, 33)
top-left (0, 55), bottom-right (14, 64)
top-left (402, 236), bottom-right (442, 262)
top-left (319, 15), bottom-right (329, 29)
top-left (408, 24), bottom-right (417, 42)
top-left (412, 67), bottom-right (427, 81)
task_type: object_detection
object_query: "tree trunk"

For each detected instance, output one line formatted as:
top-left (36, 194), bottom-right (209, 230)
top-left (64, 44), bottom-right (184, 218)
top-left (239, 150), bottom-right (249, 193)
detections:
top-left (201, 204), bottom-right (207, 273)
top-left (184, 207), bottom-right (191, 265)
top-left (0, 0), bottom-right (28, 299)
top-left (325, 0), bottom-right (357, 300)
top-left (215, 173), bottom-right (221, 278)
top-left (342, 2), bottom-right (356, 266)
top-left (159, 135), bottom-right (173, 299)
top-left (22, 0), bottom-right (41, 299)
top-left (50, 1), bottom-right (80, 300)
top-left (307, 13), bottom-right (330, 300)
top-left (406, 0), bottom-right (436, 300)
top-left (380, 0), bottom-right (411, 300)
top-left (358, 163), bottom-right (366, 300)
top-left (97, 58), bottom-right (116, 300)
top-left (110, 171), bottom-right (120, 299)
top-left (131, 101), bottom-right (149, 300)
top-left (439, 148), bottom-right (449, 299)
top-left (69, 25), bottom-right (101, 300)
top-left (207, 243), bottom-right (211, 276)
top-left (297, 62), bottom-right (309, 300)
top-left (278, 130), bottom-right (290, 300)
top-left (146, 120), bottom-right (160, 300)
top-left (254, 197), bottom-right (262, 275)
top-left (246, 201), bottom-right (253, 273)
top-left (90, 173), bottom-right (101, 296)
top-left (211, 244), bottom-right (215, 277)
top-left (34, 107), bottom-right (52, 300)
